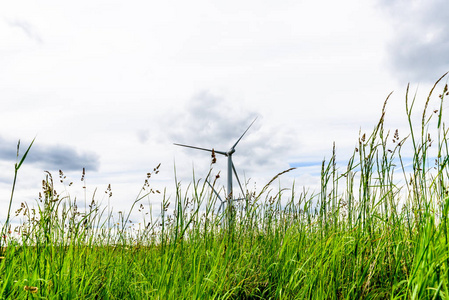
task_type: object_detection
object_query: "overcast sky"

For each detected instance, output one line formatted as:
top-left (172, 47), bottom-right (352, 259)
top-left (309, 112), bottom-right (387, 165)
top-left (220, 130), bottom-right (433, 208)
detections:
top-left (1, 0), bottom-right (448, 224)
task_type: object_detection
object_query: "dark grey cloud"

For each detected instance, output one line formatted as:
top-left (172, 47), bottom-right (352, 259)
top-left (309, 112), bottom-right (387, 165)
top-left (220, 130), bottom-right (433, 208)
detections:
top-left (164, 91), bottom-right (297, 172)
top-left (0, 137), bottom-right (99, 172)
top-left (169, 91), bottom-right (259, 146)
top-left (378, 0), bottom-right (449, 83)
top-left (5, 18), bottom-right (43, 44)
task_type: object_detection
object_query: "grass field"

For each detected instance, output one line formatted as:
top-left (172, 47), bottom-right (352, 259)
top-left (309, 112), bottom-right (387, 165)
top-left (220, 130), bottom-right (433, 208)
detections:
top-left (1, 73), bottom-right (449, 299)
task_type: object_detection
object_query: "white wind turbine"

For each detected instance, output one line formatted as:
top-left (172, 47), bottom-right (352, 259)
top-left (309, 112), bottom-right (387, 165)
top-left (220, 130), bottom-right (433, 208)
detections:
top-left (174, 117), bottom-right (257, 214)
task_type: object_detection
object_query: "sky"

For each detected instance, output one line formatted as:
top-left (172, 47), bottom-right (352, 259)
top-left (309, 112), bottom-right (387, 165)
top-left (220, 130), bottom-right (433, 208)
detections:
top-left (1, 0), bottom-right (449, 225)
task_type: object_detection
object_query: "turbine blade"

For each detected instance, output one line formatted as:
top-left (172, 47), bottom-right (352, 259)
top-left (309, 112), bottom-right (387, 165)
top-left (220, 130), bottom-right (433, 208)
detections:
top-left (206, 180), bottom-right (224, 203)
top-left (232, 161), bottom-right (246, 198)
top-left (174, 143), bottom-right (227, 155)
top-left (218, 201), bottom-right (224, 214)
top-left (231, 117), bottom-right (257, 150)
top-left (206, 179), bottom-right (226, 215)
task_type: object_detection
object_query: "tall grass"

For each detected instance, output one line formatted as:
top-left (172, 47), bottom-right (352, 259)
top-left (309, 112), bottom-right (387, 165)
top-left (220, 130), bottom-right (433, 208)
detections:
top-left (1, 74), bottom-right (449, 299)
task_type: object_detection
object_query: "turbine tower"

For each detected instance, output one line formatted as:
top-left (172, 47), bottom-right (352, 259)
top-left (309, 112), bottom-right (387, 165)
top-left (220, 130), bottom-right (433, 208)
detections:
top-left (174, 117), bottom-right (257, 212)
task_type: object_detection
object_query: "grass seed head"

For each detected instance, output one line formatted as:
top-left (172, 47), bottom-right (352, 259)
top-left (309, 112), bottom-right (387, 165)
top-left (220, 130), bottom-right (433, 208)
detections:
top-left (211, 148), bottom-right (217, 164)
top-left (24, 286), bottom-right (38, 293)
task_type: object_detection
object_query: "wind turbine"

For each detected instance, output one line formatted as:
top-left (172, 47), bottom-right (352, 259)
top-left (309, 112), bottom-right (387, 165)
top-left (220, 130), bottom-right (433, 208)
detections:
top-left (174, 117), bottom-right (257, 213)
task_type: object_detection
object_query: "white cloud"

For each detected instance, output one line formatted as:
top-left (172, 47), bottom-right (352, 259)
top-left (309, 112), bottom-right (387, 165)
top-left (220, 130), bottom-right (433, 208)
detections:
top-left (5, 18), bottom-right (43, 44)
top-left (1, 0), bottom-right (441, 224)
top-left (378, 0), bottom-right (449, 83)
